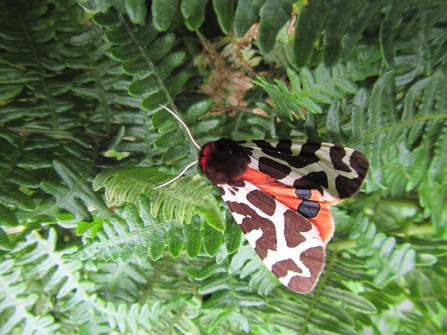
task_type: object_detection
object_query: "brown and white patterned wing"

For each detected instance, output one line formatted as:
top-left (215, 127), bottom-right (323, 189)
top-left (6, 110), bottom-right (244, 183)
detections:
top-left (219, 180), bottom-right (325, 294)
top-left (241, 140), bottom-right (369, 203)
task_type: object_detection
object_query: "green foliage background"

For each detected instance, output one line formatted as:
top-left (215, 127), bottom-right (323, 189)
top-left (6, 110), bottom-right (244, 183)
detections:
top-left (1, 0), bottom-right (447, 334)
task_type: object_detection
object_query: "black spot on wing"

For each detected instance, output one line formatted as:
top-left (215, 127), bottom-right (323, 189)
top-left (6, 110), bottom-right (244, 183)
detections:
top-left (253, 140), bottom-right (293, 155)
top-left (293, 171), bottom-right (328, 194)
top-left (258, 156), bottom-right (292, 179)
top-left (250, 141), bottom-right (321, 169)
top-left (350, 150), bottom-right (369, 180)
top-left (276, 140), bottom-right (294, 154)
top-left (334, 150), bottom-right (369, 199)
top-left (251, 140), bottom-right (294, 154)
top-left (233, 180), bottom-right (246, 187)
top-left (297, 200), bottom-right (320, 218)
top-left (335, 175), bottom-right (363, 199)
top-left (252, 140), bottom-right (274, 150)
top-left (281, 142), bottom-right (320, 168)
top-left (295, 189), bottom-right (311, 199)
top-left (288, 142), bottom-right (321, 168)
top-left (330, 145), bottom-right (351, 172)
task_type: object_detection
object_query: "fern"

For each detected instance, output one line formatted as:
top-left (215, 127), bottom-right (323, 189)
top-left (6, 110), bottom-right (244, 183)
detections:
top-left (0, 0), bottom-right (122, 252)
top-left (1, 0), bottom-right (447, 334)
top-left (0, 228), bottom-right (206, 334)
top-left (68, 195), bottom-right (223, 261)
top-left (254, 46), bottom-right (380, 120)
top-left (93, 165), bottom-right (224, 230)
top-left (0, 260), bottom-right (62, 334)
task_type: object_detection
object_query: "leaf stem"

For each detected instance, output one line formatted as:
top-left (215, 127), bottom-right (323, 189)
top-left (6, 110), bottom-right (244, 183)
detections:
top-left (300, 247), bottom-right (339, 335)
top-left (345, 114), bottom-right (447, 146)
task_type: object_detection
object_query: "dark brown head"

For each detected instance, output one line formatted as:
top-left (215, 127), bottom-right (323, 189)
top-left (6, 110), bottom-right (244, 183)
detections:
top-left (198, 138), bottom-right (251, 185)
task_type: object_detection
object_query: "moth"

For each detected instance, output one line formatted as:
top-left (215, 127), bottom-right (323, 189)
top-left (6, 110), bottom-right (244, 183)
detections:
top-left (158, 106), bottom-right (369, 294)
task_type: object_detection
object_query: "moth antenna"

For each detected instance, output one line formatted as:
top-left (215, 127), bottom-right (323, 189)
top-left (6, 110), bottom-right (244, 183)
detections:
top-left (159, 104), bottom-right (201, 150)
top-left (153, 160), bottom-right (198, 189)
top-left (155, 105), bottom-right (201, 189)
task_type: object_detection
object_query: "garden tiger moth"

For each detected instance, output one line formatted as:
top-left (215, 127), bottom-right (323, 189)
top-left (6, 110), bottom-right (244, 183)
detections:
top-left (159, 106), bottom-right (369, 294)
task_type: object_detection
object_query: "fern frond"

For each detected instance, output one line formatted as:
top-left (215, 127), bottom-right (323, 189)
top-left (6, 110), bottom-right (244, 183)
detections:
top-left (152, 0), bottom-right (180, 31)
top-left (0, 1), bottom-right (120, 244)
top-left (1, 0), bottom-right (447, 334)
top-left (194, 260), bottom-right (265, 311)
top-left (268, 302), bottom-right (356, 335)
top-left (234, 0), bottom-right (264, 37)
top-left (94, 166), bottom-right (225, 231)
top-left (95, 11), bottom-right (193, 111)
top-left (0, 133), bottom-right (37, 215)
top-left (152, 99), bottom-right (218, 169)
top-left (68, 196), bottom-right (223, 261)
top-left (346, 64), bottom-right (447, 197)
top-left (263, 286), bottom-right (376, 335)
top-left (0, 227), bottom-right (12, 250)
top-left (0, 260), bottom-right (61, 334)
top-left (227, 243), bottom-right (279, 295)
top-left (254, 46), bottom-right (380, 122)
top-left (0, 230), bottom-right (68, 334)
top-left (256, 0), bottom-right (296, 55)
top-left (1, 228), bottom-right (192, 334)
top-left (397, 269), bottom-right (447, 335)
top-left (323, 0), bottom-right (368, 67)
top-left (93, 9), bottom-right (200, 167)
top-left (329, 210), bottom-right (417, 289)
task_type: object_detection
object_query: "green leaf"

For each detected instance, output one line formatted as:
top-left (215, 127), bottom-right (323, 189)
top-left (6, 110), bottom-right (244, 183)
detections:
top-left (167, 222), bottom-right (184, 257)
top-left (202, 221), bottom-right (223, 256)
top-left (323, 0), bottom-right (367, 66)
top-left (234, 0), bottom-right (266, 37)
top-left (258, 0), bottom-right (295, 54)
top-left (342, 0), bottom-right (387, 57)
top-left (181, 0), bottom-right (209, 30)
top-left (0, 184), bottom-right (36, 211)
top-left (293, 0), bottom-right (333, 67)
top-left (152, 0), bottom-right (180, 31)
top-left (224, 220), bottom-right (241, 254)
top-left (380, 1), bottom-right (416, 68)
top-left (208, 309), bottom-right (236, 333)
top-left (0, 84), bottom-right (24, 100)
top-left (124, 0), bottom-right (147, 24)
top-left (0, 228), bottom-right (12, 250)
top-left (1, 1), bottom-right (447, 333)
top-left (0, 202), bottom-right (18, 227)
top-left (367, 70), bottom-right (395, 188)
top-left (183, 215), bottom-right (202, 259)
top-left (323, 287), bottom-right (377, 313)
top-left (53, 159), bottom-right (109, 212)
top-left (212, 0), bottom-right (236, 34)
top-left (254, 61), bottom-right (363, 120)
top-left (94, 166), bottom-right (225, 231)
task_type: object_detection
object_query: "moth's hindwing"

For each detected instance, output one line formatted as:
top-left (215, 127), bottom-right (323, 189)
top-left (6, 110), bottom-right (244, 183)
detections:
top-left (219, 181), bottom-right (325, 294)
top-left (240, 140), bottom-right (369, 203)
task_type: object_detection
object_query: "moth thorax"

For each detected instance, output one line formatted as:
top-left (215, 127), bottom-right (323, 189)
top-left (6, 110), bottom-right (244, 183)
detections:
top-left (198, 138), bottom-right (251, 185)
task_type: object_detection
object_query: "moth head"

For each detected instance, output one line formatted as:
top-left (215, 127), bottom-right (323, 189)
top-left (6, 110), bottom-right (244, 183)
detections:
top-left (198, 138), bottom-right (251, 185)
